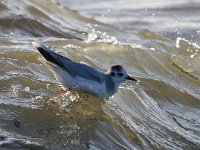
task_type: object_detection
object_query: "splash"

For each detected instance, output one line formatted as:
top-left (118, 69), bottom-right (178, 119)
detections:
top-left (176, 37), bottom-right (200, 49)
top-left (176, 37), bottom-right (200, 58)
top-left (85, 24), bottom-right (118, 44)
top-left (171, 37), bottom-right (200, 75)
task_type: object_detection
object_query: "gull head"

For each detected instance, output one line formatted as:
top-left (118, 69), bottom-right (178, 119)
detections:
top-left (108, 65), bottom-right (137, 84)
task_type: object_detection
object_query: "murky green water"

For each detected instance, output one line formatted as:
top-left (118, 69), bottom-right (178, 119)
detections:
top-left (0, 0), bottom-right (200, 149)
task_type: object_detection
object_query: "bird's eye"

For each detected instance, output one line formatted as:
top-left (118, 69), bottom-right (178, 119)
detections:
top-left (118, 73), bottom-right (123, 76)
top-left (111, 72), bottom-right (115, 76)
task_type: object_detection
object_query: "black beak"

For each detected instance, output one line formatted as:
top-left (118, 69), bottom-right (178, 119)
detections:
top-left (126, 76), bottom-right (137, 81)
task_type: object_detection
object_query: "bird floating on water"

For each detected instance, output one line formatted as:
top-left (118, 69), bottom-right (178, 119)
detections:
top-left (32, 42), bottom-right (137, 99)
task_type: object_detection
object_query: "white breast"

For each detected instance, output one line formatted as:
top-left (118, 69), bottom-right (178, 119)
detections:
top-left (44, 61), bottom-right (109, 99)
top-left (73, 76), bottom-right (107, 99)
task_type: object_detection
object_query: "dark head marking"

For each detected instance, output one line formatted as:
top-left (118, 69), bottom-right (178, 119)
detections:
top-left (111, 72), bottom-right (115, 76)
top-left (118, 72), bottom-right (123, 76)
top-left (111, 65), bottom-right (122, 71)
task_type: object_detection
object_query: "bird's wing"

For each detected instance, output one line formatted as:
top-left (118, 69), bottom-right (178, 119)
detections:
top-left (33, 42), bottom-right (105, 83)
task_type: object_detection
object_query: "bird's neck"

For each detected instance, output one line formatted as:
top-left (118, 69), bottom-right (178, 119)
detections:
top-left (105, 75), bottom-right (120, 96)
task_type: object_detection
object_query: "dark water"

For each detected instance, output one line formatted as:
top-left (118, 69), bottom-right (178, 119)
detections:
top-left (0, 0), bottom-right (200, 149)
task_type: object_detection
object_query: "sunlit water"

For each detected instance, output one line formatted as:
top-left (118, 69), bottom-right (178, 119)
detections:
top-left (0, 0), bottom-right (200, 149)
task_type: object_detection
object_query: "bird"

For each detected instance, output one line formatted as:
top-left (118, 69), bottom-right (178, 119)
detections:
top-left (32, 42), bottom-right (137, 99)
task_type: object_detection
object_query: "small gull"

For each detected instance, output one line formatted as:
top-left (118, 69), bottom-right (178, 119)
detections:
top-left (32, 42), bottom-right (137, 99)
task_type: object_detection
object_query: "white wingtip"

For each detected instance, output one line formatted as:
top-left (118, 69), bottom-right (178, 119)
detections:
top-left (32, 42), bottom-right (41, 48)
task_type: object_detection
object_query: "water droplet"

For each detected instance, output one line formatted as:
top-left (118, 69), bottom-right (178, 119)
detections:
top-left (150, 47), bottom-right (155, 51)
top-left (35, 96), bottom-right (42, 100)
top-left (25, 87), bottom-right (30, 91)
top-left (190, 54), bottom-right (195, 58)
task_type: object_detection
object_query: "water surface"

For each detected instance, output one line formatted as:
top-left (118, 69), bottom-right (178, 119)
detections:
top-left (0, 0), bottom-right (200, 149)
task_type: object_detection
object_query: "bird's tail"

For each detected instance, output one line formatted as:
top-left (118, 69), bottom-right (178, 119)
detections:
top-left (32, 42), bottom-right (62, 67)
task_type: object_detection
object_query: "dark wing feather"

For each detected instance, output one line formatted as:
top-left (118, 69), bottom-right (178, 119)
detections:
top-left (33, 42), bottom-right (105, 83)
